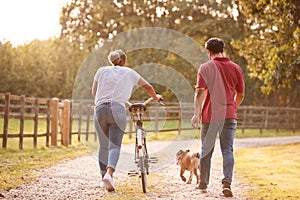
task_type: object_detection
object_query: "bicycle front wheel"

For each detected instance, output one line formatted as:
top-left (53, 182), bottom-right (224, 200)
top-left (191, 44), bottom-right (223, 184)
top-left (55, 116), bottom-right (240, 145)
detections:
top-left (139, 155), bottom-right (147, 193)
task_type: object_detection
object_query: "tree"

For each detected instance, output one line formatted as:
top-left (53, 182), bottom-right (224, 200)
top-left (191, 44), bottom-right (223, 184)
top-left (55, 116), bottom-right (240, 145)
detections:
top-left (0, 38), bottom-right (85, 98)
top-left (0, 42), bottom-right (17, 93)
top-left (60, 0), bottom-right (257, 103)
top-left (233, 0), bottom-right (300, 106)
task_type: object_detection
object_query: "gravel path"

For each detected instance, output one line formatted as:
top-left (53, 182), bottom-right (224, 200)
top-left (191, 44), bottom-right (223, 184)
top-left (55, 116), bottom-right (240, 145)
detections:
top-left (1, 136), bottom-right (300, 200)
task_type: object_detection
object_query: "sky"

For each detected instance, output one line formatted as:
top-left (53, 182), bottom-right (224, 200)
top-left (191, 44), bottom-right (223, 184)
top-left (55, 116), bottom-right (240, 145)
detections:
top-left (0, 0), bottom-right (71, 46)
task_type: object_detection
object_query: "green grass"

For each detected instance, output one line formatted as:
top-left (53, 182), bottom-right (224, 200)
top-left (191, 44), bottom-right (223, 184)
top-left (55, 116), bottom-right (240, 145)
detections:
top-left (235, 128), bottom-right (300, 138)
top-left (235, 143), bottom-right (300, 200)
top-left (0, 141), bottom-right (88, 191)
top-left (0, 118), bottom-right (48, 135)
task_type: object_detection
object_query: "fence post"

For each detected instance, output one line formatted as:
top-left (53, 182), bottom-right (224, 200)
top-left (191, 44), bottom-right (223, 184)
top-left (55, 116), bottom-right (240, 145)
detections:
top-left (178, 105), bottom-right (182, 135)
top-left (292, 110), bottom-right (296, 133)
top-left (154, 106), bottom-right (159, 134)
top-left (86, 105), bottom-right (90, 141)
top-left (33, 98), bottom-right (39, 148)
top-left (62, 100), bottom-right (70, 146)
top-left (242, 107), bottom-right (247, 134)
top-left (77, 102), bottom-right (82, 142)
top-left (2, 92), bottom-right (10, 148)
top-left (46, 99), bottom-right (51, 147)
top-left (260, 109), bottom-right (264, 134)
top-left (264, 108), bottom-right (269, 129)
top-left (19, 95), bottom-right (25, 150)
top-left (276, 109), bottom-right (280, 133)
top-left (50, 98), bottom-right (59, 146)
top-left (69, 101), bottom-right (73, 145)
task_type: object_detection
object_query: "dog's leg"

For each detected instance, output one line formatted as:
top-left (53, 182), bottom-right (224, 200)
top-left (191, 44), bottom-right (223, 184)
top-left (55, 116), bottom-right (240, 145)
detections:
top-left (194, 168), bottom-right (200, 184)
top-left (187, 171), bottom-right (193, 184)
top-left (180, 168), bottom-right (186, 182)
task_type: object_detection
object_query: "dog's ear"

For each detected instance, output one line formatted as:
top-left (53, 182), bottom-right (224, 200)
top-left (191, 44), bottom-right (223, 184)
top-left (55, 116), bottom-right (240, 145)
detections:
top-left (192, 152), bottom-right (200, 158)
top-left (176, 150), bottom-right (184, 157)
top-left (177, 149), bottom-right (184, 154)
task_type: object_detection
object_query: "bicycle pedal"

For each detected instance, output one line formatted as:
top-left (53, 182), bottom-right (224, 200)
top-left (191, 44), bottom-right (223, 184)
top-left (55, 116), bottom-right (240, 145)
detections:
top-left (148, 157), bottom-right (159, 163)
top-left (128, 170), bottom-right (138, 177)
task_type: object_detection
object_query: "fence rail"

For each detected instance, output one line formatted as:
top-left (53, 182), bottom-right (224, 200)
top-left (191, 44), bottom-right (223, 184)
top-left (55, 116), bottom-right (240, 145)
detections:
top-left (1, 92), bottom-right (300, 149)
top-left (237, 106), bottom-right (300, 133)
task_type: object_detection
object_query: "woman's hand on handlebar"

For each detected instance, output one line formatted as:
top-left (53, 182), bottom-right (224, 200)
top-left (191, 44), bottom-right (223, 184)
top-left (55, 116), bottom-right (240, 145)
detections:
top-left (153, 94), bottom-right (162, 102)
top-left (143, 94), bottom-right (164, 105)
top-left (153, 94), bottom-right (164, 105)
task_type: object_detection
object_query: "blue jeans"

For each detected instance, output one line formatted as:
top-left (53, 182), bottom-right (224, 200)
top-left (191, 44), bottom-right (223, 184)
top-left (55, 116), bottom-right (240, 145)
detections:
top-left (94, 102), bottom-right (127, 175)
top-left (200, 118), bottom-right (237, 185)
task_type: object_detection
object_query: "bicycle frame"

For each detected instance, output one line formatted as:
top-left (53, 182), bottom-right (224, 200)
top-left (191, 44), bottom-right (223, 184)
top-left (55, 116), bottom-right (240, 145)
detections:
top-left (127, 97), bottom-right (163, 193)
top-left (128, 103), bottom-right (149, 169)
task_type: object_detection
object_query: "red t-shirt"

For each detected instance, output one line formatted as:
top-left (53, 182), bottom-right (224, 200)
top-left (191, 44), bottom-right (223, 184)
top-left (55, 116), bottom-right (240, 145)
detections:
top-left (197, 57), bottom-right (244, 123)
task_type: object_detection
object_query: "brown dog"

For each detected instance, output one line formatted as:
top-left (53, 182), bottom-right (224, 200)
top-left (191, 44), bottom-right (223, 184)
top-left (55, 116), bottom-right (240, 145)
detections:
top-left (176, 149), bottom-right (200, 184)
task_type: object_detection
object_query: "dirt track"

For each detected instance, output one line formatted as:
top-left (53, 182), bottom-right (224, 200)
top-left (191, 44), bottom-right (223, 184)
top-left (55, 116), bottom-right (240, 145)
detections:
top-left (1, 136), bottom-right (300, 200)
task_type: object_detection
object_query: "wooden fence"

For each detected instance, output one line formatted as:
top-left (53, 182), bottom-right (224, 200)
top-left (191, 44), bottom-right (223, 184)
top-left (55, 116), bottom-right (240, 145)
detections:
top-left (237, 106), bottom-right (300, 133)
top-left (0, 93), bottom-right (72, 149)
top-left (1, 92), bottom-right (300, 149)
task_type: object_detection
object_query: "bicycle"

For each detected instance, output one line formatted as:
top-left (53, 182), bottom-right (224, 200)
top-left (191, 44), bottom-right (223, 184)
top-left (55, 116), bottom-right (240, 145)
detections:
top-left (127, 97), bottom-right (163, 193)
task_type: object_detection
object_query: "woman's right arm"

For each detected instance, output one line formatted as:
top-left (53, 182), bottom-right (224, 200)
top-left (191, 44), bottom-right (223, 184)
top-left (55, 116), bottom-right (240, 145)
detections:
top-left (92, 80), bottom-right (98, 97)
top-left (137, 77), bottom-right (160, 102)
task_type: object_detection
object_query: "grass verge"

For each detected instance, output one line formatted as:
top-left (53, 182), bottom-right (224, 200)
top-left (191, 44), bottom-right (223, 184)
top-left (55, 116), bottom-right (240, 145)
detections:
top-left (0, 142), bottom-right (88, 191)
top-left (235, 143), bottom-right (300, 200)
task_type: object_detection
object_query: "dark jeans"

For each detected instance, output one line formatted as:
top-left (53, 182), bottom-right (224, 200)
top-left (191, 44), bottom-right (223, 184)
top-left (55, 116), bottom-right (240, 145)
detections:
top-left (200, 118), bottom-right (237, 185)
top-left (94, 102), bottom-right (126, 175)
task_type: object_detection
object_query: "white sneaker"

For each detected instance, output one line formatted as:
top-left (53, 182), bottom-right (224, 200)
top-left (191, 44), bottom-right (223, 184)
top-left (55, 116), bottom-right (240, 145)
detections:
top-left (103, 174), bottom-right (116, 192)
top-left (100, 181), bottom-right (106, 188)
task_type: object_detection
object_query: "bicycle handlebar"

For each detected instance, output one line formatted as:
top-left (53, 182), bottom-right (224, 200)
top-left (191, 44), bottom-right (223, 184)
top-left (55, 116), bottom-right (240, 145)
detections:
top-left (126, 95), bottom-right (164, 107)
top-left (142, 96), bottom-right (164, 106)
top-left (127, 96), bottom-right (164, 113)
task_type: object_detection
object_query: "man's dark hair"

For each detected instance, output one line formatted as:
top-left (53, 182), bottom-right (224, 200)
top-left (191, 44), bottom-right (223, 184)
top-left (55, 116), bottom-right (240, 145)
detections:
top-left (205, 38), bottom-right (225, 54)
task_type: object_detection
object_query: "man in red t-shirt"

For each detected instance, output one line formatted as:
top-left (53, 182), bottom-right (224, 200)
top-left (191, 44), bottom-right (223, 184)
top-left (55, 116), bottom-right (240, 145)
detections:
top-left (191, 38), bottom-right (245, 197)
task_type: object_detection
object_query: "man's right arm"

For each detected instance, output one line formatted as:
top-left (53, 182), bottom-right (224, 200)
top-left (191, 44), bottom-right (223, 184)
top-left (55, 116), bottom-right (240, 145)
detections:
top-left (235, 92), bottom-right (244, 107)
top-left (191, 88), bottom-right (205, 128)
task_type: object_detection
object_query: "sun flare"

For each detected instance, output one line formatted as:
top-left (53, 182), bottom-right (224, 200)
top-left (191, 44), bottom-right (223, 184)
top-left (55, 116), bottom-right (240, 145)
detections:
top-left (0, 0), bottom-right (70, 46)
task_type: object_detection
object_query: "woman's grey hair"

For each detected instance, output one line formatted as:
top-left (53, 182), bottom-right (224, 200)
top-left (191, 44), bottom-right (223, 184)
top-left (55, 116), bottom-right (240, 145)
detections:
top-left (108, 50), bottom-right (126, 66)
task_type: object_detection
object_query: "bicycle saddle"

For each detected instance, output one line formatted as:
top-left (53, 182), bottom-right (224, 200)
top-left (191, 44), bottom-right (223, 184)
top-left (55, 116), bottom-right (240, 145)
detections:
top-left (129, 103), bottom-right (147, 112)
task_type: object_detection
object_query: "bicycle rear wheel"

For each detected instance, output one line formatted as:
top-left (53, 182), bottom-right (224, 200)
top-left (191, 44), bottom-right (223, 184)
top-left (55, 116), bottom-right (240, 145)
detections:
top-left (139, 155), bottom-right (147, 193)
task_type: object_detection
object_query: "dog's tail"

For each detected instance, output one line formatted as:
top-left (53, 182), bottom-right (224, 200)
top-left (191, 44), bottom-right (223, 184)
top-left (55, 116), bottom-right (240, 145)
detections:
top-left (193, 152), bottom-right (200, 159)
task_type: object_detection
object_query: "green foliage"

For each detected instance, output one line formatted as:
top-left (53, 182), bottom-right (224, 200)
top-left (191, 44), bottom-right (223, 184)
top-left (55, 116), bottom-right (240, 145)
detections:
top-left (233, 0), bottom-right (300, 106)
top-left (0, 38), bottom-right (85, 98)
top-left (60, 0), bottom-right (244, 51)
top-left (60, 0), bottom-right (251, 102)
top-left (1, 0), bottom-right (299, 106)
